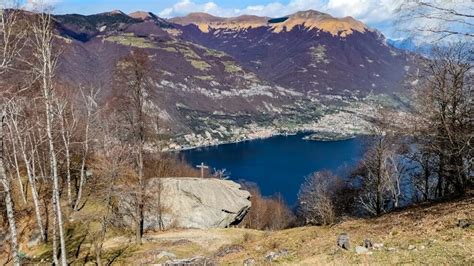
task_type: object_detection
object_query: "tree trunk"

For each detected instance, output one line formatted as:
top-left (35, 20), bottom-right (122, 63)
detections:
top-left (45, 96), bottom-right (68, 265)
top-left (60, 115), bottom-right (72, 207)
top-left (52, 194), bottom-right (59, 266)
top-left (0, 113), bottom-right (20, 266)
top-left (15, 128), bottom-right (46, 242)
top-left (136, 141), bottom-right (144, 244)
top-left (74, 117), bottom-right (89, 211)
top-left (8, 134), bottom-right (26, 204)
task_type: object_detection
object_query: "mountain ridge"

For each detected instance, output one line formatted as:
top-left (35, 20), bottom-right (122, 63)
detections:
top-left (170, 9), bottom-right (369, 37)
top-left (10, 8), bottom-right (420, 149)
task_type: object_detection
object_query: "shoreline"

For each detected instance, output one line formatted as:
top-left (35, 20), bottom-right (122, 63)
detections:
top-left (168, 129), bottom-right (366, 152)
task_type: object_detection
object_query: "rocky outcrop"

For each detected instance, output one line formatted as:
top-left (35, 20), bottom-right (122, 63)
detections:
top-left (136, 178), bottom-right (251, 230)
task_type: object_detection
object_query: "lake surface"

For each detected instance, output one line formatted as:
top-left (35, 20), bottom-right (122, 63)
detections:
top-left (180, 133), bottom-right (366, 205)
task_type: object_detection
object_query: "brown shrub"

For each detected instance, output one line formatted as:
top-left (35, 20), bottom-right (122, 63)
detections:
top-left (144, 153), bottom-right (201, 178)
top-left (297, 171), bottom-right (356, 225)
top-left (241, 186), bottom-right (295, 230)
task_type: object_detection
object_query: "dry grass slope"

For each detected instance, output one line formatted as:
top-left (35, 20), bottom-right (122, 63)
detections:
top-left (17, 194), bottom-right (474, 265)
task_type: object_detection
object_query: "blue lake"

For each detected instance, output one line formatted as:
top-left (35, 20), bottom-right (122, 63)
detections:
top-left (180, 133), bottom-right (366, 205)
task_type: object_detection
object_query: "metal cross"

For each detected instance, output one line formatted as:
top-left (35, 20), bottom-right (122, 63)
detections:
top-left (196, 162), bottom-right (209, 178)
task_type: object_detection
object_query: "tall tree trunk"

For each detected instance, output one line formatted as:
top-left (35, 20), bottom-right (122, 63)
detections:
top-left (59, 115), bottom-right (72, 207)
top-left (8, 132), bottom-right (26, 204)
top-left (45, 93), bottom-right (68, 265)
top-left (0, 112), bottom-right (20, 266)
top-left (22, 149), bottom-right (46, 242)
top-left (52, 193), bottom-right (59, 266)
top-left (136, 123), bottom-right (145, 244)
top-left (12, 119), bottom-right (47, 242)
top-left (74, 117), bottom-right (89, 211)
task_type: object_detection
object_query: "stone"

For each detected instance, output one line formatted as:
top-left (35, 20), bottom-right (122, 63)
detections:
top-left (155, 251), bottom-right (177, 260)
top-left (215, 245), bottom-right (244, 257)
top-left (264, 249), bottom-right (289, 262)
top-left (264, 252), bottom-right (277, 262)
top-left (387, 247), bottom-right (397, 252)
top-left (164, 256), bottom-right (215, 266)
top-left (457, 219), bottom-right (471, 228)
top-left (373, 243), bottom-right (384, 249)
top-left (363, 239), bottom-right (373, 249)
top-left (337, 233), bottom-right (350, 250)
top-left (243, 258), bottom-right (256, 266)
top-left (355, 246), bottom-right (369, 254)
top-left (408, 245), bottom-right (416, 251)
top-left (119, 178), bottom-right (251, 230)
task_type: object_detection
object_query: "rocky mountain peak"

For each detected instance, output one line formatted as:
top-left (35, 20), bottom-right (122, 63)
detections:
top-left (129, 11), bottom-right (156, 20)
top-left (171, 10), bottom-right (369, 37)
top-left (270, 9), bottom-right (368, 36)
top-left (107, 10), bottom-right (127, 16)
top-left (290, 9), bottom-right (331, 19)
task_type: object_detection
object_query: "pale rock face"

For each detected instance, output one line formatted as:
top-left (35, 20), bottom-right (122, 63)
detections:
top-left (142, 178), bottom-right (251, 230)
top-left (171, 10), bottom-right (368, 37)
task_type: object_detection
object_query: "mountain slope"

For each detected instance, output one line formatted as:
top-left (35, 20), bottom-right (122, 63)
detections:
top-left (46, 10), bottom-right (419, 149)
top-left (20, 193), bottom-right (474, 264)
top-left (54, 12), bottom-right (320, 148)
top-left (172, 10), bottom-right (418, 95)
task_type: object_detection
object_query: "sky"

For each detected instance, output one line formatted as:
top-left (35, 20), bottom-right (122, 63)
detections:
top-left (39, 0), bottom-right (399, 37)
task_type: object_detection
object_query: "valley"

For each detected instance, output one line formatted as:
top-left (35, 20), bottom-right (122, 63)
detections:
top-left (2, 3), bottom-right (471, 265)
top-left (50, 9), bottom-right (420, 150)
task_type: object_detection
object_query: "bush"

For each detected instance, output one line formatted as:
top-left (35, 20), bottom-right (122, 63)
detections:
top-left (297, 171), bottom-right (353, 225)
top-left (241, 185), bottom-right (295, 230)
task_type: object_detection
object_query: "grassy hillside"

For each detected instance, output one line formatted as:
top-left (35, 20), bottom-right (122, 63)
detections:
top-left (21, 195), bottom-right (473, 265)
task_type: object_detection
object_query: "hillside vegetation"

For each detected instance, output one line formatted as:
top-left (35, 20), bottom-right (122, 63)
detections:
top-left (16, 193), bottom-right (473, 265)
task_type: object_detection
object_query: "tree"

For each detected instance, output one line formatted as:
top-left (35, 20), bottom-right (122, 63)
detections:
top-left (241, 185), bottom-right (294, 230)
top-left (114, 48), bottom-right (153, 244)
top-left (297, 171), bottom-right (338, 225)
top-left (73, 86), bottom-right (99, 211)
top-left (30, 9), bottom-right (68, 265)
top-left (56, 94), bottom-right (77, 207)
top-left (396, 1), bottom-right (474, 42)
top-left (5, 98), bottom-right (46, 241)
top-left (0, 2), bottom-right (25, 265)
top-left (409, 150), bottom-right (437, 201)
top-left (90, 114), bottom-right (134, 265)
top-left (411, 44), bottom-right (473, 197)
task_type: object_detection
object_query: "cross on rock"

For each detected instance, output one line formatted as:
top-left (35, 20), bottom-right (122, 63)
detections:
top-left (196, 162), bottom-right (209, 178)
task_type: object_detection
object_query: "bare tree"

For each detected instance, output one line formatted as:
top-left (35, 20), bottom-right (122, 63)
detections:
top-left (90, 115), bottom-right (133, 265)
top-left (212, 168), bottom-right (230, 180)
top-left (396, 1), bottom-right (474, 42)
top-left (5, 98), bottom-right (46, 241)
top-left (354, 133), bottom-right (392, 216)
top-left (0, 110), bottom-right (20, 265)
top-left (0, 2), bottom-right (26, 265)
top-left (384, 151), bottom-right (408, 209)
top-left (73, 86), bottom-right (99, 211)
top-left (410, 44), bottom-right (473, 197)
top-left (114, 48), bottom-right (154, 244)
top-left (30, 8), bottom-right (68, 265)
top-left (297, 171), bottom-right (338, 225)
top-left (410, 150), bottom-right (437, 201)
top-left (56, 96), bottom-right (77, 207)
top-left (241, 185), bottom-right (294, 230)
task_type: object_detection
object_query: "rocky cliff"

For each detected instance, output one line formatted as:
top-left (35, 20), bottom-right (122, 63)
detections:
top-left (127, 178), bottom-right (251, 230)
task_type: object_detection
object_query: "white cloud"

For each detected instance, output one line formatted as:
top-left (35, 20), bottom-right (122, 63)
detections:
top-left (159, 0), bottom-right (396, 24)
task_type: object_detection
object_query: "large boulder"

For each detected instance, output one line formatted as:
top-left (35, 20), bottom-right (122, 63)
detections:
top-left (136, 178), bottom-right (251, 230)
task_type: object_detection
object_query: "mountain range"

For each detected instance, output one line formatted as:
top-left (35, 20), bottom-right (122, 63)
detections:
top-left (49, 10), bottom-right (419, 149)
